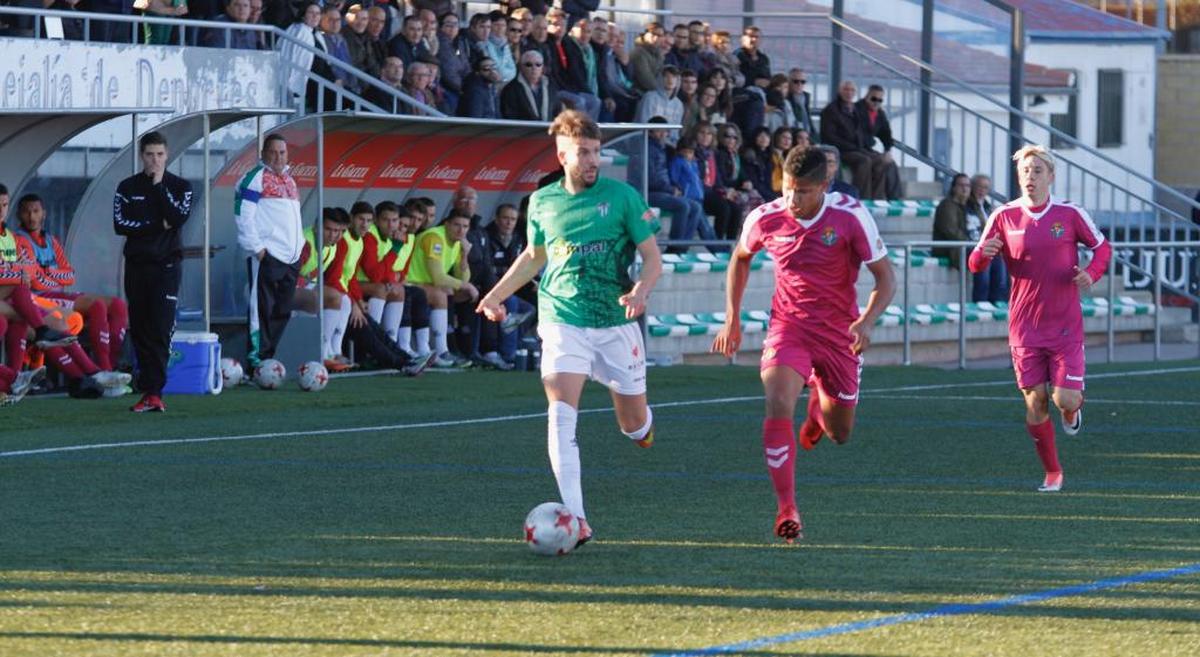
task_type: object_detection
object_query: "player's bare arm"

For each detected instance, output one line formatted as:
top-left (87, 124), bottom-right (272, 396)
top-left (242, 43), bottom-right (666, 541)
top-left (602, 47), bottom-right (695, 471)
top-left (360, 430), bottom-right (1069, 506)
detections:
top-left (618, 235), bottom-right (662, 319)
top-left (849, 257), bottom-right (896, 355)
top-left (477, 244), bottom-right (547, 322)
top-left (712, 242), bottom-right (754, 357)
top-left (1071, 265), bottom-right (1094, 292)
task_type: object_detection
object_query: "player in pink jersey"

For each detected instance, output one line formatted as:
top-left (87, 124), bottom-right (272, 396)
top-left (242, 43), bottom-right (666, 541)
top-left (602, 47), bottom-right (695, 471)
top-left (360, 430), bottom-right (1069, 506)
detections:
top-left (969, 145), bottom-right (1111, 493)
top-left (713, 147), bottom-right (895, 542)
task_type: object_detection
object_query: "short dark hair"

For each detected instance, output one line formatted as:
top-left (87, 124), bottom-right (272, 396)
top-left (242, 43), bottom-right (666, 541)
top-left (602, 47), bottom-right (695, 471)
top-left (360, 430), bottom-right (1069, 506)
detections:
top-left (442, 209), bottom-right (472, 225)
top-left (488, 10), bottom-right (505, 22)
top-left (438, 11), bottom-right (456, 26)
top-left (374, 200), bottom-right (400, 217)
top-left (263, 133), bottom-right (287, 150)
top-left (661, 65), bottom-right (680, 78)
top-left (0, 183), bottom-right (8, 197)
top-left (469, 13), bottom-right (489, 28)
top-left (868, 83), bottom-right (884, 93)
top-left (403, 14), bottom-right (423, 27)
top-left (139, 131), bottom-right (167, 152)
top-left (474, 57), bottom-right (495, 73)
top-left (17, 193), bottom-right (42, 209)
top-left (782, 147), bottom-right (828, 185)
top-left (495, 203), bottom-right (517, 217)
top-left (350, 201), bottom-right (374, 216)
top-left (323, 207), bottom-right (350, 225)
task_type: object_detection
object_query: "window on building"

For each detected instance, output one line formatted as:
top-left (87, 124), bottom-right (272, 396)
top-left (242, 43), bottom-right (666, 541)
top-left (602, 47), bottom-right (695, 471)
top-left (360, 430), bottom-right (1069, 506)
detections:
top-left (1050, 75), bottom-right (1078, 150)
top-left (1096, 69), bottom-right (1123, 148)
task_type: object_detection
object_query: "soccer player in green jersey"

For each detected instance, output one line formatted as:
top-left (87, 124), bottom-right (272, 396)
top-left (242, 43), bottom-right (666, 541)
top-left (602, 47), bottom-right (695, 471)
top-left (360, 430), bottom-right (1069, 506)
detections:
top-left (477, 110), bottom-right (663, 548)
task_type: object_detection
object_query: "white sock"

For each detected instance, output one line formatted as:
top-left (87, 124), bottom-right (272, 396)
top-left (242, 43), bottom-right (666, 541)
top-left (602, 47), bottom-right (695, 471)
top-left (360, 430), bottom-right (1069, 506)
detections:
top-left (547, 401), bottom-right (584, 519)
top-left (321, 300), bottom-right (342, 360)
top-left (621, 407), bottom-right (654, 441)
top-left (367, 297), bottom-right (386, 323)
top-left (383, 302), bottom-right (404, 343)
top-left (414, 327), bottom-right (430, 355)
top-left (332, 294), bottom-right (352, 358)
top-left (431, 308), bottom-right (449, 354)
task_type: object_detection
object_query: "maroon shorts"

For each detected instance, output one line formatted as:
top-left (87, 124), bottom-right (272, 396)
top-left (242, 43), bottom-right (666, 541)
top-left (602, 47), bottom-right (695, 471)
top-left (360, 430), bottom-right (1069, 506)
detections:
top-left (760, 326), bottom-right (863, 407)
top-left (1011, 343), bottom-right (1085, 391)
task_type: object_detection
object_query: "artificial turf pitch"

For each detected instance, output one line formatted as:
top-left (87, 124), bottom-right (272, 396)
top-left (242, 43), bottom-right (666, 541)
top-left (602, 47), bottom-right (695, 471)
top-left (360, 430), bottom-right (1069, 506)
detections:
top-left (1, 361), bottom-right (1198, 656)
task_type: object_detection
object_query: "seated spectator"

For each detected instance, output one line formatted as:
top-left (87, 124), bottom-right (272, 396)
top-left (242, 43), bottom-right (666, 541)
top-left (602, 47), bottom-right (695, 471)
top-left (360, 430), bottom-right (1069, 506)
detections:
top-left (702, 68), bottom-right (735, 120)
top-left (966, 174), bottom-right (1008, 303)
top-left (14, 194), bottom-right (128, 374)
top-left (646, 117), bottom-right (705, 254)
top-left (634, 65), bottom-right (684, 139)
top-left (793, 128), bottom-right (812, 151)
top-left (419, 8), bottom-right (440, 57)
top-left (143, 0), bottom-right (189, 45)
top-left (483, 206), bottom-right (535, 369)
top-left (412, 0), bottom-right (453, 24)
top-left (464, 12), bottom-right (495, 68)
top-left (435, 12), bottom-right (471, 113)
top-left (363, 56), bottom-right (405, 112)
top-left (505, 14), bottom-right (525, 75)
top-left (714, 124), bottom-right (765, 235)
top-left (666, 23), bottom-right (703, 75)
top-left (785, 67), bottom-right (815, 134)
top-left (520, 14), bottom-right (554, 79)
top-left (401, 61), bottom-right (438, 115)
top-left (763, 74), bottom-right (791, 133)
top-left (708, 30), bottom-right (743, 88)
top-left (735, 25), bottom-right (771, 90)
top-left (768, 127), bottom-right (793, 195)
top-left (691, 121), bottom-right (742, 240)
top-left (818, 144), bottom-right (860, 199)
top-left (420, 55), bottom-right (451, 113)
top-left (932, 173), bottom-right (972, 270)
top-left (820, 80), bottom-right (885, 199)
top-left (857, 84), bottom-right (903, 200)
top-left (669, 137), bottom-right (720, 251)
top-left (500, 50), bottom-right (562, 121)
top-left (481, 12), bottom-right (515, 85)
top-left (683, 84), bottom-right (723, 135)
top-left (599, 20), bottom-right (639, 122)
top-left (629, 22), bottom-right (666, 95)
top-left (405, 211), bottom-right (478, 368)
top-left (546, 8), bottom-right (602, 120)
top-left (341, 3), bottom-right (375, 79)
top-left (361, 6), bottom-right (389, 78)
top-left (457, 56), bottom-right (501, 118)
top-left (200, 0), bottom-right (258, 49)
top-left (742, 126), bottom-right (775, 201)
top-left (676, 68), bottom-right (700, 108)
top-left (388, 14), bottom-right (429, 67)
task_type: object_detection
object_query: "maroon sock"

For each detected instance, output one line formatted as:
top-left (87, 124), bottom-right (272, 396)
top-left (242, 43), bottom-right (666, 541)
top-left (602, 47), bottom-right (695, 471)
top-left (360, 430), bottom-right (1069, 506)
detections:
top-left (5, 321), bottom-right (27, 371)
top-left (0, 364), bottom-right (14, 393)
top-left (107, 297), bottom-right (127, 368)
top-left (45, 346), bottom-right (86, 379)
top-left (64, 342), bottom-right (100, 375)
top-left (763, 418), bottom-right (796, 512)
top-left (5, 285), bottom-right (45, 328)
top-left (85, 300), bottom-right (112, 371)
top-left (1027, 419), bottom-right (1061, 474)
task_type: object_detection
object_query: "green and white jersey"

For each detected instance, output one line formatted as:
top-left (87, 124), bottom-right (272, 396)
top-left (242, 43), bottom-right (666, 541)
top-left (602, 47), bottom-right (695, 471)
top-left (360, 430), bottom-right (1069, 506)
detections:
top-left (527, 176), bottom-right (657, 328)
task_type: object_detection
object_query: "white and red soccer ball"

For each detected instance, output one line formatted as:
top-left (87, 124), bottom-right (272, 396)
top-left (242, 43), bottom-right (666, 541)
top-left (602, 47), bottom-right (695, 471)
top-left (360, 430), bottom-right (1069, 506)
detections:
top-left (220, 357), bottom-right (244, 388)
top-left (297, 361), bottom-right (329, 392)
top-left (523, 502), bottom-right (581, 556)
top-left (253, 359), bottom-right (287, 390)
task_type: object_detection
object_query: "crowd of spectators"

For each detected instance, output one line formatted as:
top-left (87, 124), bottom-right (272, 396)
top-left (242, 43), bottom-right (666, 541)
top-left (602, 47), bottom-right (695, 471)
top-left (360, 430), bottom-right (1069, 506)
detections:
top-left (932, 171), bottom-right (1008, 303)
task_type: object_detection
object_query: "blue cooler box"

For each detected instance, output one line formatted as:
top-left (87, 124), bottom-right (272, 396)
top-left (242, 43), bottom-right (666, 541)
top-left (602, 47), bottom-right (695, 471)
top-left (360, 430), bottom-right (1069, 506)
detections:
top-left (163, 331), bottom-right (223, 395)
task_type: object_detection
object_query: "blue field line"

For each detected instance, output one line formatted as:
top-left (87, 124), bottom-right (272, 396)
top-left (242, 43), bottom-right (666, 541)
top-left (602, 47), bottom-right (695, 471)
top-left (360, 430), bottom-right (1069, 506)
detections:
top-left (654, 562), bottom-right (1200, 657)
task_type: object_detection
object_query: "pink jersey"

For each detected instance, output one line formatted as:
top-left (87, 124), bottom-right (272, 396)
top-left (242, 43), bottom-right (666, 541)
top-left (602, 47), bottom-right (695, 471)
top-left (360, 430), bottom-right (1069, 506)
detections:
top-left (973, 197), bottom-right (1106, 348)
top-left (740, 193), bottom-right (888, 349)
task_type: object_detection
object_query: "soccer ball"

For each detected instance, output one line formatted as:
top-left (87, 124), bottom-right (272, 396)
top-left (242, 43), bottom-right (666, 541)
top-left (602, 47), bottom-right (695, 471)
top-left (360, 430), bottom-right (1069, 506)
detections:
top-left (253, 359), bottom-right (287, 390)
top-left (523, 502), bottom-right (581, 556)
top-left (297, 361), bottom-right (329, 392)
top-left (219, 357), bottom-right (244, 388)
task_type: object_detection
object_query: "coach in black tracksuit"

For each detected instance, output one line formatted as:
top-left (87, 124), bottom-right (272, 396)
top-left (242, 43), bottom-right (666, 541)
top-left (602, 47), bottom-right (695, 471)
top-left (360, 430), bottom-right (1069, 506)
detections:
top-left (113, 131), bottom-right (193, 412)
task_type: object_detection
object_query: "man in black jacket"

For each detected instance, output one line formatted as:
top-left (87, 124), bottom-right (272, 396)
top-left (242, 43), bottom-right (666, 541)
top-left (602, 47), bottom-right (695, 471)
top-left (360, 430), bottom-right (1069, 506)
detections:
top-left (500, 50), bottom-right (562, 120)
top-left (856, 84), bottom-right (902, 200)
top-left (820, 80), bottom-right (885, 199)
top-left (113, 131), bottom-right (193, 413)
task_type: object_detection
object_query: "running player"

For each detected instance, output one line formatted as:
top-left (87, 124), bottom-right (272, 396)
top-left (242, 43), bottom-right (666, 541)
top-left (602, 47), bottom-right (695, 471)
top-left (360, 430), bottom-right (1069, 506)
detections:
top-left (968, 145), bottom-right (1111, 492)
top-left (477, 110), bottom-right (663, 547)
top-left (712, 147), bottom-right (895, 543)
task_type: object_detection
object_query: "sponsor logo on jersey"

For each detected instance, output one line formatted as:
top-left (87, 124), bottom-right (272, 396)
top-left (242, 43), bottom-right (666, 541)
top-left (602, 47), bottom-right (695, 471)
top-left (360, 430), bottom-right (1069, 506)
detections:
top-left (772, 235), bottom-right (796, 243)
top-left (1007, 229), bottom-right (1026, 236)
top-left (1050, 222), bottom-right (1065, 239)
top-left (550, 240), bottom-right (610, 258)
top-left (821, 227), bottom-right (838, 246)
top-left (837, 390), bottom-right (859, 401)
top-left (762, 346), bottom-right (777, 360)
top-left (1065, 374), bottom-right (1084, 382)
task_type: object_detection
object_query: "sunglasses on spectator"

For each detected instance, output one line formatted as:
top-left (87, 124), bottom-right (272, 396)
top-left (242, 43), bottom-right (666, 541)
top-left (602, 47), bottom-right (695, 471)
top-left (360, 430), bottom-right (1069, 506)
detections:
top-left (522, 61), bottom-right (543, 67)
top-left (791, 78), bottom-right (806, 84)
top-left (869, 96), bottom-right (884, 103)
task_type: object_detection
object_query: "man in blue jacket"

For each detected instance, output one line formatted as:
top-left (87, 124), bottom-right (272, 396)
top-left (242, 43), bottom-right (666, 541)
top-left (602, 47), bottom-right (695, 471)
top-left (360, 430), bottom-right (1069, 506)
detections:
top-left (645, 117), bottom-right (705, 254)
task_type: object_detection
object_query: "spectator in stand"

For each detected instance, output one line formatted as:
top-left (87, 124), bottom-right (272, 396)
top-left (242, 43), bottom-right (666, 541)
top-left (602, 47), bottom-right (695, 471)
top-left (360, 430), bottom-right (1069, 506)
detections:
top-left (235, 134), bottom-right (305, 371)
top-left (500, 50), bottom-right (561, 121)
top-left (669, 137), bottom-right (721, 252)
top-left (402, 60), bottom-right (437, 115)
top-left (793, 128), bottom-right (812, 151)
top-left (489, 10), bottom-right (517, 83)
top-left (318, 5), bottom-right (358, 93)
top-left (363, 56), bottom-right (406, 112)
top-left (709, 30), bottom-right (744, 88)
top-left (763, 75), bottom-right (791, 134)
top-left (629, 22), bottom-right (666, 95)
top-left (560, 0), bottom-right (597, 30)
top-left (247, 0), bottom-right (266, 49)
top-left (388, 14), bottom-right (428, 67)
top-left (689, 20), bottom-right (714, 71)
top-left (436, 12), bottom-right (471, 113)
top-left (419, 8), bottom-right (439, 57)
top-left (715, 124), bottom-right (765, 235)
top-left (769, 126), bottom-right (793, 195)
top-left (857, 84), bottom-right (903, 200)
top-left (683, 84), bottom-right (719, 135)
top-left (691, 121), bottom-right (742, 241)
top-left (646, 117), bottom-right (703, 255)
top-left (818, 144), bottom-right (860, 199)
top-left (16, 194), bottom-right (129, 375)
top-left (411, 0), bottom-right (452, 16)
top-left (677, 68), bottom-right (699, 106)
top-left (464, 13), bottom-right (494, 64)
top-left (821, 80), bottom-right (884, 200)
top-left (634, 65), bottom-right (684, 140)
top-left (407, 210), bottom-right (478, 368)
top-left (596, 20), bottom-right (638, 122)
top-left (458, 56), bottom-right (501, 119)
top-left (361, 6), bottom-right (389, 78)
top-left (736, 25), bottom-right (771, 90)
top-left (505, 14), bottom-right (525, 71)
top-left (521, 13), bottom-right (553, 74)
top-left (966, 174), bottom-right (1008, 303)
top-left (545, 8), bottom-right (601, 120)
top-left (742, 126), bottom-right (775, 202)
top-left (200, 0), bottom-right (258, 49)
top-left (279, 2), bottom-right (330, 112)
top-left (143, 0), bottom-right (189, 45)
top-left (341, 3), bottom-right (373, 79)
top-left (932, 173), bottom-right (972, 271)
top-left (785, 67), bottom-right (815, 134)
top-left (666, 23), bottom-right (703, 75)
top-left (509, 6), bottom-right (533, 37)
top-left (702, 68), bottom-right (735, 120)
top-left (484, 203), bottom-right (535, 368)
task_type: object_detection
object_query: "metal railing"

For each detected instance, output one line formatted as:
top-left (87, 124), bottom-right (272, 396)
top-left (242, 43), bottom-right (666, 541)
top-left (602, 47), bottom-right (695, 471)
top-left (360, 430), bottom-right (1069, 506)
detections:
top-left (0, 6), bottom-right (443, 118)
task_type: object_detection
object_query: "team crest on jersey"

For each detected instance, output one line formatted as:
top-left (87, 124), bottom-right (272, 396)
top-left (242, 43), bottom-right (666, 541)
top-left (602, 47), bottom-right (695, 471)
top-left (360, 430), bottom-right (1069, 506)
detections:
top-left (431, 243), bottom-right (443, 255)
top-left (597, 202), bottom-right (610, 218)
top-left (821, 227), bottom-right (838, 246)
top-left (1050, 222), bottom-right (1065, 239)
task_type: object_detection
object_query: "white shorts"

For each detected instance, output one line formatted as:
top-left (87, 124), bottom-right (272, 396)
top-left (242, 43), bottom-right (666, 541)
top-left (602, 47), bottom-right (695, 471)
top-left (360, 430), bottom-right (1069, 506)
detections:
top-left (538, 322), bottom-right (647, 395)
